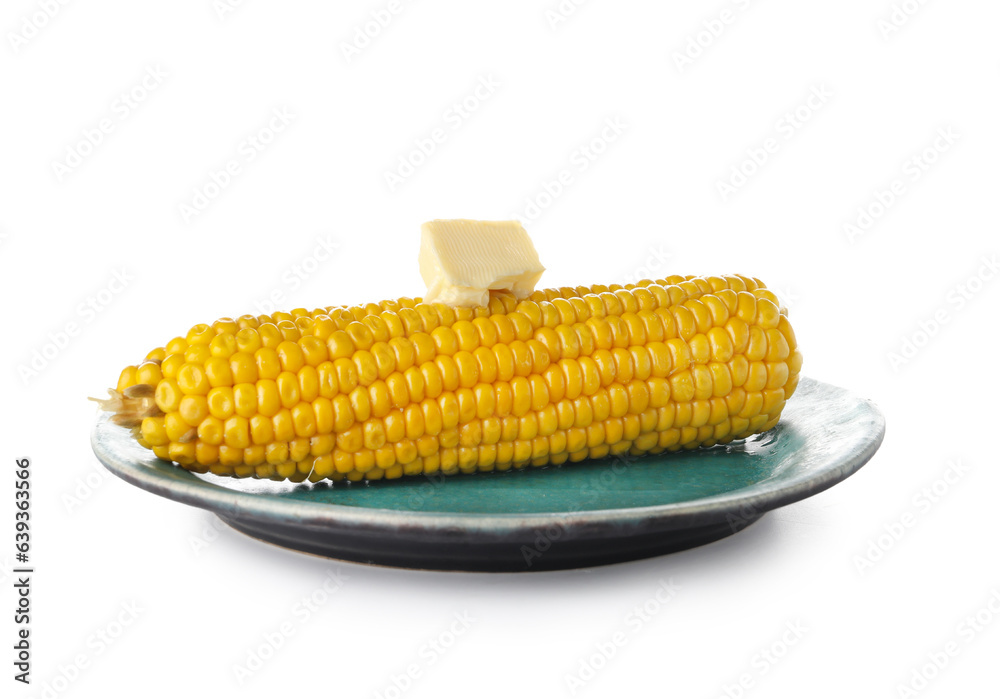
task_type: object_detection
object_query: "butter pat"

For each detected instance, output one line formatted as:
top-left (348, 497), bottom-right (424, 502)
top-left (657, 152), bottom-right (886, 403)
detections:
top-left (419, 219), bottom-right (545, 307)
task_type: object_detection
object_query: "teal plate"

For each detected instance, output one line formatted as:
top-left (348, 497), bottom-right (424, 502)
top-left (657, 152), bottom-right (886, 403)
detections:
top-left (91, 377), bottom-right (884, 571)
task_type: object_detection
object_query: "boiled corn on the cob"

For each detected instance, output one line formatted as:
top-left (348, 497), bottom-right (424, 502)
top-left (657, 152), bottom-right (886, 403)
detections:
top-left (100, 275), bottom-right (801, 483)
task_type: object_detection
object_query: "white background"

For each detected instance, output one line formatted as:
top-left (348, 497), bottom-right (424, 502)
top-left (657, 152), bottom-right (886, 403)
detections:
top-left (2, 0), bottom-right (999, 697)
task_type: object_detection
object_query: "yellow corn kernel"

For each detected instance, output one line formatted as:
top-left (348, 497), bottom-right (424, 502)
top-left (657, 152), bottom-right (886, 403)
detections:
top-left (272, 409), bottom-right (295, 442)
top-left (224, 416), bottom-right (250, 449)
top-left (297, 365), bottom-right (319, 403)
top-left (249, 415), bottom-right (274, 445)
top-left (168, 441), bottom-right (196, 465)
top-left (160, 353), bottom-right (185, 380)
top-left (337, 424), bottom-right (363, 452)
top-left (204, 356), bottom-right (233, 388)
top-left (384, 411), bottom-right (405, 442)
top-left (206, 386), bottom-right (234, 420)
top-left (177, 363), bottom-right (210, 395)
top-left (255, 347), bottom-right (282, 380)
top-left (134, 361), bottom-right (162, 387)
top-left (291, 403), bottom-right (317, 437)
top-left (589, 391), bottom-right (610, 423)
top-left (154, 379), bottom-right (182, 413)
top-left (141, 417), bottom-right (168, 446)
top-left (277, 371), bottom-right (301, 409)
top-left (709, 363), bottom-right (733, 398)
top-left (179, 395), bottom-right (209, 426)
top-left (765, 329), bottom-right (790, 362)
top-left (229, 352), bottom-right (258, 384)
top-left (746, 326), bottom-right (768, 362)
top-left (730, 355), bottom-right (749, 387)
top-left (184, 345), bottom-right (212, 366)
top-left (255, 379), bottom-right (280, 417)
top-left (311, 431), bottom-right (335, 457)
top-left (745, 362), bottom-right (768, 392)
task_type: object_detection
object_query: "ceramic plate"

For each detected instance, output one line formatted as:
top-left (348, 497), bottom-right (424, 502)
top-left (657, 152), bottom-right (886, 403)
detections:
top-left (91, 377), bottom-right (884, 572)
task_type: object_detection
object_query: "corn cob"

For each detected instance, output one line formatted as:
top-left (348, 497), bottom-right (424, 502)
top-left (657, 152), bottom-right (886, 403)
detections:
top-left (99, 275), bottom-right (801, 483)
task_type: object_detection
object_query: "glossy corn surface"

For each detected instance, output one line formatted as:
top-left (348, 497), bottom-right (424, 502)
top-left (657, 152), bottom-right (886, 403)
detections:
top-left (111, 275), bottom-right (801, 483)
